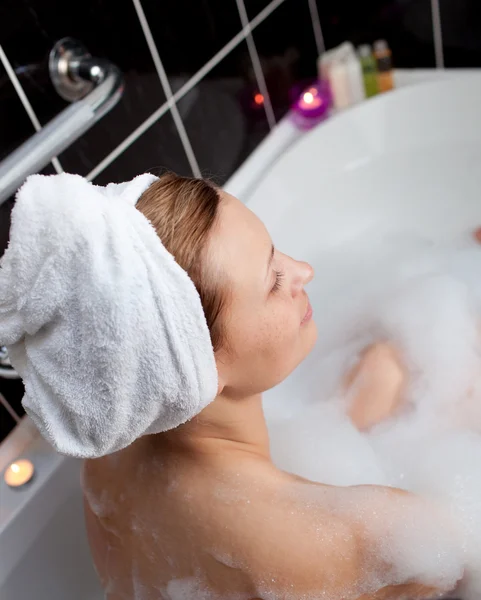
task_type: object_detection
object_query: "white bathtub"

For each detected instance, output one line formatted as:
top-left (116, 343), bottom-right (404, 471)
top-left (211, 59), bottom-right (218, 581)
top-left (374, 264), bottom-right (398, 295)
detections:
top-left (0, 424), bottom-right (103, 600)
top-left (2, 70), bottom-right (481, 599)
top-left (237, 73), bottom-right (481, 417)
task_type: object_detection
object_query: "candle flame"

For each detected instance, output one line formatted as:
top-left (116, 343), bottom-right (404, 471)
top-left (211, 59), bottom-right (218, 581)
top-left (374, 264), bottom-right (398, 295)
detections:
top-left (303, 92), bottom-right (314, 105)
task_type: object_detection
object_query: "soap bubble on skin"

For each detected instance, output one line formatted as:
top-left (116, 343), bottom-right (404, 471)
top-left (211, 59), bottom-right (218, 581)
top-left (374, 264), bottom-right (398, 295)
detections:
top-left (164, 576), bottom-right (246, 600)
top-left (267, 230), bottom-right (481, 599)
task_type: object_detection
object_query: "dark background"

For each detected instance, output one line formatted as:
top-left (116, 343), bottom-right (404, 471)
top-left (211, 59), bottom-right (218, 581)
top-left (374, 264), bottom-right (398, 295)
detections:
top-left (1, 0), bottom-right (480, 441)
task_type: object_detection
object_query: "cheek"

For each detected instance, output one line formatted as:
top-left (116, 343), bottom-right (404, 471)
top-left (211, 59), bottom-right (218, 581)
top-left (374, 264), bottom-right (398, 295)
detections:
top-left (253, 304), bottom-right (303, 364)
top-left (224, 299), bottom-right (317, 393)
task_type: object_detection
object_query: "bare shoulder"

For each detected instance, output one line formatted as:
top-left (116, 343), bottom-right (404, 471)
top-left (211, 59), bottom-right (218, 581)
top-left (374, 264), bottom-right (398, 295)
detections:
top-left (180, 463), bottom-right (361, 597)
top-left (231, 478), bottom-right (362, 598)
top-left (188, 470), bottom-right (457, 600)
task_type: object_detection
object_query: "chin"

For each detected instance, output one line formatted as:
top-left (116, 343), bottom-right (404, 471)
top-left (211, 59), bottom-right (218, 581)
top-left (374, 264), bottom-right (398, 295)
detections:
top-left (286, 320), bottom-right (318, 379)
top-left (264, 321), bottom-right (319, 393)
top-left (302, 318), bottom-right (318, 357)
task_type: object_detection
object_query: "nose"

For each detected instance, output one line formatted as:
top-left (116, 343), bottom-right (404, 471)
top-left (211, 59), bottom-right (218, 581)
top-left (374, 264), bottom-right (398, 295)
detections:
top-left (291, 260), bottom-right (314, 295)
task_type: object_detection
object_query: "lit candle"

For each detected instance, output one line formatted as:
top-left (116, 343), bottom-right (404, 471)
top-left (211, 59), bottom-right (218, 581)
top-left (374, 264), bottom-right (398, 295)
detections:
top-left (4, 459), bottom-right (35, 489)
top-left (298, 88), bottom-right (323, 111)
top-left (291, 81), bottom-right (331, 130)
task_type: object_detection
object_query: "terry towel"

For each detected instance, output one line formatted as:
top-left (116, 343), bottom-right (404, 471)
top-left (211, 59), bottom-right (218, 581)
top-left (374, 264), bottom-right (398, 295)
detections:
top-left (0, 173), bottom-right (218, 458)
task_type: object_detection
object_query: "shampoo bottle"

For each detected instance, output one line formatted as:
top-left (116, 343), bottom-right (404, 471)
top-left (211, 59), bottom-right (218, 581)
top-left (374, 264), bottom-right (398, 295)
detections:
top-left (358, 44), bottom-right (379, 97)
top-left (374, 39), bottom-right (394, 93)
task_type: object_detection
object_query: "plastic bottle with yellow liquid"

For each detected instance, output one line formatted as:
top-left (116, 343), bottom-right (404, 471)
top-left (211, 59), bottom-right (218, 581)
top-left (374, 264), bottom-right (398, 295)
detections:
top-left (374, 39), bottom-right (394, 93)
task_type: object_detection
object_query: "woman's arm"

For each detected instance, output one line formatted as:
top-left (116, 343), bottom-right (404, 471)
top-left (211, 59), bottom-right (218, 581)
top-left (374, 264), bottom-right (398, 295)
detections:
top-left (344, 342), bottom-right (406, 431)
top-left (240, 482), bottom-right (463, 600)
top-left (346, 227), bottom-right (481, 432)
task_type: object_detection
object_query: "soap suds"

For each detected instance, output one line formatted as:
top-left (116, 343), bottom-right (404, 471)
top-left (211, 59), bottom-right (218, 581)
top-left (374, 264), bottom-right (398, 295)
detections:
top-left (164, 576), bottom-right (245, 600)
top-left (267, 231), bottom-right (481, 599)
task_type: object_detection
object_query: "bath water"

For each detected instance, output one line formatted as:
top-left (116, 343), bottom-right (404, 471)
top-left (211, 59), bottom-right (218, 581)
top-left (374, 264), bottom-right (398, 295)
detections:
top-left (267, 230), bottom-right (481, 599)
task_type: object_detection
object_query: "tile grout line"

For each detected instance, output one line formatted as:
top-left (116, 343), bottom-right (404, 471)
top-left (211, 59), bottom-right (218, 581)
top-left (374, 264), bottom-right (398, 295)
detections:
top-left (307, 0), bottom-right (325, 56)
top-left (131, 0), bottom-right (201, 177)
top-left (235, 0), bottom-right (276, 130)
top-left (86, 0), bottom-right (288, 182)
top-left (430, 0), bottom-right (444, 69)
top-left (0, 45), bottom-right (63, 174)
top-left (0, 392), bottom-right (21, 424)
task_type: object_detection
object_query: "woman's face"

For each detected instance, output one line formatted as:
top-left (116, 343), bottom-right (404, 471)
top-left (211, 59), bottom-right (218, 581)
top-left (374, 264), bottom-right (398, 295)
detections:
top-left (209, 192), bottom-right (317, 398)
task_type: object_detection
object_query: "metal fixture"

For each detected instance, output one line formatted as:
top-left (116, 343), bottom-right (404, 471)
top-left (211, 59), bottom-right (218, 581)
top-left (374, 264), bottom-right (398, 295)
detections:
top-left (0, 346), bottom-right (18, 379)
top-left (0, 37), bottom-right (124, 205)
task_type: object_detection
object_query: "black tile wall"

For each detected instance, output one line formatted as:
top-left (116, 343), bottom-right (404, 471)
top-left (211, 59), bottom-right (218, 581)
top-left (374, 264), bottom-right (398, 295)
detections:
top-left (59, 69), bottom-right (167, 176)
top-left (0, 198), bottom-right (13, 258)
top-left (0, 0), bottom-right (167, 175)
top-left (1, 380), bottom-right (26, 420)
top-left (251, 0), bottom-right (320, 119)
top-left (182, 41), bottom-right (272, 183)
top-left (0, 373), bottom-right (25, 442)
top-left (316, 0), bottom-right (437, 67)
top-left (94, 111), bottom-right (192, 185)
top-left (440, 0), bottom-right (481, 67)
top-left (0, 405), bottom-right (18, 442)
top-left (139, 0), bottom-right (242, 76)
top-left (0, 65), bottom-right (36, 162)
top-left (244, 0), bottom-right (273, 19)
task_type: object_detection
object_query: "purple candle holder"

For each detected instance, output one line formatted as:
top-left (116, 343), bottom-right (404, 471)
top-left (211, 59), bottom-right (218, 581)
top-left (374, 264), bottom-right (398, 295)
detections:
top-left (290, 80), bottom-right (331, 130)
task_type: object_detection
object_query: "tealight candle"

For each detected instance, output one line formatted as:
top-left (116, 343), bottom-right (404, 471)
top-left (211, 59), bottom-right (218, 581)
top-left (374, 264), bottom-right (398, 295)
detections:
top-left (298, 88), bottom-right (323, 111)
top-left (291, 81), bottom-right (331, 130)
top-left (4, 459), bottom-right (35, 489)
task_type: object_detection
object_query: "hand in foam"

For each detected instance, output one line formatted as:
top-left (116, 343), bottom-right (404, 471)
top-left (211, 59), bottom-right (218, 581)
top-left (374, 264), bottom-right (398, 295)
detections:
top-left (344, 342), bottom-right (406, 431)
top-left (346, 226), bottom-right (481, 433)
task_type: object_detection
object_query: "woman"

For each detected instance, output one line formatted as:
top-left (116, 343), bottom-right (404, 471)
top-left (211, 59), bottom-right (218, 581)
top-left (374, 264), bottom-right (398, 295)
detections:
top-left (83, 174), bottom-right (462, 599)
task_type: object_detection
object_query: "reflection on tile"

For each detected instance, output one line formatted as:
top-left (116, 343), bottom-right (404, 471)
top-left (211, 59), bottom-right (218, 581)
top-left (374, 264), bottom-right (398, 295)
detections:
top-left (440, 0), bottom-right (481, 67)
top-left (140, 0), bottom-right (242, 77)
top-left (182, 41), bottom-right (271, 185)
top-left (92, 111), bottom-right (191, 186)
top-left (59, 70), bottom-right (167, 176)
top-left (251, 0), bottom-right (319, 119)
top-left (316, 0), bottom-right (436, 67)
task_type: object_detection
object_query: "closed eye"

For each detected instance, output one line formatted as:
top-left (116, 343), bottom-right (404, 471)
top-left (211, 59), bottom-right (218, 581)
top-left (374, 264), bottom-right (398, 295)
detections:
top-left (271, 270), bottom-right (284, 293)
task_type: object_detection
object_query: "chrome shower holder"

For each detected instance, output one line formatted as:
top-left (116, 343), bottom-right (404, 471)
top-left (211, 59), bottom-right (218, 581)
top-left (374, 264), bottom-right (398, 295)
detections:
top-left (0, 36), bottom-right (123, 204)
top-left (49, 37), bottom-right (97, 102)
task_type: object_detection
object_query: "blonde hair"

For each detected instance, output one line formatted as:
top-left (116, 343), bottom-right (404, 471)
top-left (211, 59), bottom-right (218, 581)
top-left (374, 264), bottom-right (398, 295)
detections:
top-left (136, 173), bottom-right (225, 351)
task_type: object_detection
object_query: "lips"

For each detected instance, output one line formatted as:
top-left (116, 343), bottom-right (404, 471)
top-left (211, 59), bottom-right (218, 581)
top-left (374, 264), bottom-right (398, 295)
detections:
top-left (301, 298), bottom-right (313, 325)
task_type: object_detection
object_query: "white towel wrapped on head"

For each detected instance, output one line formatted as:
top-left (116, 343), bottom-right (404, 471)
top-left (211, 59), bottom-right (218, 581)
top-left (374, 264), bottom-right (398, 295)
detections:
top-left (0, 173), bottom-right (218, 458)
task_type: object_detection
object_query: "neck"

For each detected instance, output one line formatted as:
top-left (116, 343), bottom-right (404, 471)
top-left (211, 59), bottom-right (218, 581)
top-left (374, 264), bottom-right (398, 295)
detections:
top-left (156, 393), bottom-right (271, 461)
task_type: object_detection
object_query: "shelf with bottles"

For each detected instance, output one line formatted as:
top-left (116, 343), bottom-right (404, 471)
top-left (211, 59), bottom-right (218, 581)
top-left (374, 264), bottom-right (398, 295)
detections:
top-left (319, 40), bottom-right (394, 111)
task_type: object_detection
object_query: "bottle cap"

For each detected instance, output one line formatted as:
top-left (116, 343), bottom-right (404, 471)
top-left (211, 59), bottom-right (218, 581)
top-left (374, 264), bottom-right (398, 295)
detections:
top-left (358, 44), bottom-right (372, 58)
top-left (374, 39), bottom-right (389, 52)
